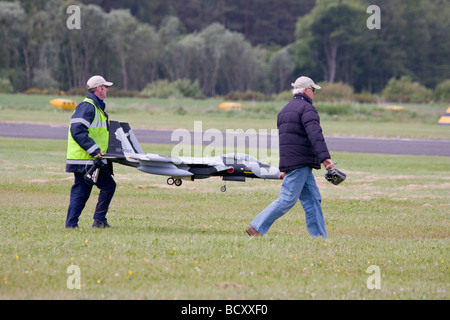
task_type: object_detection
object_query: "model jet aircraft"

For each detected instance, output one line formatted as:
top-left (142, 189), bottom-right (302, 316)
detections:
top-left (101, 121), bottom-right (281, 192)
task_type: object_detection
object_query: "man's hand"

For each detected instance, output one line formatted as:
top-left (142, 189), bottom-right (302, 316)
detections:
top-left (278, 172), bottom-right (286, 180)
top-left (323, 159), bottom-right (334, 171)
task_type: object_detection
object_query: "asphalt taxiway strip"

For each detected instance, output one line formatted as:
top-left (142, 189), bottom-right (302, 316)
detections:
top-left (1, 122), bottom-right (449, 157)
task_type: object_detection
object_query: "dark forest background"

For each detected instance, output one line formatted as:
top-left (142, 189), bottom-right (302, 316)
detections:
top-left (0, 0), bottom-right (449, 98)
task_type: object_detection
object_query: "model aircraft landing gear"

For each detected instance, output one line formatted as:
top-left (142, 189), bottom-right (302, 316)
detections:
top-left (167, 177), bottom-right (182, 187)
top-left (220, 185), bottom-right (227, 192)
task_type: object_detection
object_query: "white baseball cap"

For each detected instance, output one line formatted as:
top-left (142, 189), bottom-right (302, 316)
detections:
top-left (291, 76), bottom-right (321, 90)
top-left (86, 75), bottom-right (113, 89)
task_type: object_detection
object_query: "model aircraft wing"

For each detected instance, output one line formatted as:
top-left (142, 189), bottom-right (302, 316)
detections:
top-left (130, 154), bottom-right (191, 177)
top-left (105, 121), bottom-right (278, 182)
top-left (139, 154), bottom-right (233, 176)
top-left (175, 156), bottom-right (234, 173)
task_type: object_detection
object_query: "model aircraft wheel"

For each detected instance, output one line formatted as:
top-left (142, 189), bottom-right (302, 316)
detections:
top-left (220, 186), bottom-right (227, 192)
top-left (167, 178), bottom-right (175, 185)
top-left (175, 179), bottom-right (182, 187)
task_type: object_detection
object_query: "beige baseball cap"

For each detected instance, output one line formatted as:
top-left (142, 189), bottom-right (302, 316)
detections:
top-left (291, 76), bottom-right (321, 90)
top-left (86, 75), bottom-right (113, 89)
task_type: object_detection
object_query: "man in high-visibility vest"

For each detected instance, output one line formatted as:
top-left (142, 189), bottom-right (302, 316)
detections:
top-left (66, 75), bottom-right (116, 229)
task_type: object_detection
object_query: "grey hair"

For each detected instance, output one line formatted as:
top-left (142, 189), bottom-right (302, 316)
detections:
top-left (292, 87), bottom-right (306, 95)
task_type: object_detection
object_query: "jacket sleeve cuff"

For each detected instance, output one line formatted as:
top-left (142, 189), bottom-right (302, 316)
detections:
top-left (317, 151), bottom-right (331, 164)
top-left (86, 144), bottom-right (101, 156)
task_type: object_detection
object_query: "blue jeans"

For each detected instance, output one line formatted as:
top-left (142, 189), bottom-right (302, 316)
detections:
top-left (251, 166), bottom-right (327, 237)
top-left (66, 169), bottom-right (116, 228)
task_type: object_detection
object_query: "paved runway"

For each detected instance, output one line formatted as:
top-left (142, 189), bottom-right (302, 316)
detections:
top-left (1, 122), bottom-right (449, 157)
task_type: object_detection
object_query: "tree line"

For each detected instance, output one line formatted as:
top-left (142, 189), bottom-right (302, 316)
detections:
top-left (0, 0), bottom-right (448, 97)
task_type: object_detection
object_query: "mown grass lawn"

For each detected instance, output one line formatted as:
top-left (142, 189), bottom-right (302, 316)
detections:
top-left (0, 137), bottom-right (448, 300)
top-left (1, 93), bottom-right (449, 139)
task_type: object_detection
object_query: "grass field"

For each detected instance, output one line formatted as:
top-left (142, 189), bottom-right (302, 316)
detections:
top-left (0, 93), bottom-right (449, 139)
top-left (0, 93), bottom-right (449, 300)
top-left (0, 137), bottom-right (448, 300)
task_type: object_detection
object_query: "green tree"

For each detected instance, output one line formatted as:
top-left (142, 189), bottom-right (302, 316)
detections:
top-left (106, 9), bottom-right (139, 90)
top-left (434, 80), bottom-right (450, 102)
top-left (193, 23), bottom-right (266, 96)
top-left (382, 76), bottom-right (432, 103)
top-left (125, 23), bottom-right (159, 90)
top-left (295, 0), bottom-right (367, 84)
top-left (0, 1), bottom-right (26, 90)
top-left (2, 0), bottom-right (448, 95)
top-left (268, 45), bottom-right (296, 92)
top-left (57, 3), bottom-right (112, 88)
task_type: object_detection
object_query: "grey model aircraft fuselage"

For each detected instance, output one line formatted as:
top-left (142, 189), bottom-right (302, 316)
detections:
top-left (102, 121), bottom-right (280, 192)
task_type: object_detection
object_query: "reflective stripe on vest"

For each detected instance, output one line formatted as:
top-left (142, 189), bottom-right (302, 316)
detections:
top-left (66, 98), bottom-right (109, 164)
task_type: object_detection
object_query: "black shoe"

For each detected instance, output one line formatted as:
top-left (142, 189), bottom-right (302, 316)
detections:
top-left (92, 220), bottom-right (111, 229)
top-left (66, 225), bottom-right (79, 229)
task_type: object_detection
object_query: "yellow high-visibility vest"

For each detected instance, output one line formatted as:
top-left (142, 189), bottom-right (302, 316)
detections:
top-left (66, 98), bottom-right (109, 166)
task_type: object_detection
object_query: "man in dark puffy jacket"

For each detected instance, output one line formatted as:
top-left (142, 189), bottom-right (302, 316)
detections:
top-left (246, 76), bottom-right (334, 238)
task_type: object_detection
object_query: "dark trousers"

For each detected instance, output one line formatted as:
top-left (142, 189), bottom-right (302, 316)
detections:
top-left (66, 169), bottom-right (116, 228)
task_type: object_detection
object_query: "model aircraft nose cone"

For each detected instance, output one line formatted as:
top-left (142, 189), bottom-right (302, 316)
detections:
top-left (247, 162), bottom-right (280, 179)
top-left (259, 166), bottom-right (281, 179)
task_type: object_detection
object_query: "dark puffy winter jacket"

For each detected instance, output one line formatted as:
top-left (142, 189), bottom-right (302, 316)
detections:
top-left (277, 94), bottom-right (330, 172)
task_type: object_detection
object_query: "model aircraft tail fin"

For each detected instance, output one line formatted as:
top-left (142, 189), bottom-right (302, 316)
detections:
top-left (106, 120), bottom-right (145, 159)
